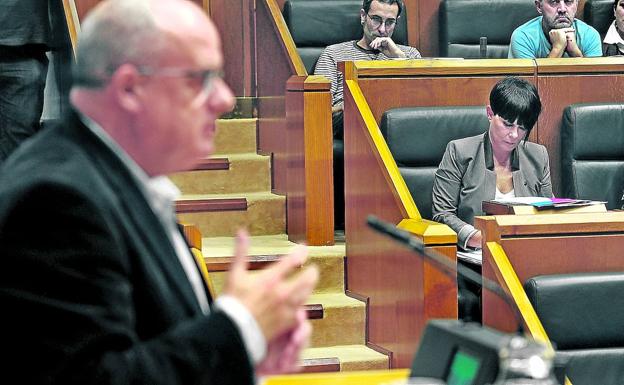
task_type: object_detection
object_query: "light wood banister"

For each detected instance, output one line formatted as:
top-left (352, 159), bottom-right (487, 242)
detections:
top-left (62, 0), bottom-right (81, 58)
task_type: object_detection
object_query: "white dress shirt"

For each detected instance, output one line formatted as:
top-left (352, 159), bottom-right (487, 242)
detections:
top-left (79, 114), bottom-right (267, 365)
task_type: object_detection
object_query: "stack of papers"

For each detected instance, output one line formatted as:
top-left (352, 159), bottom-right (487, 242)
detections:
top-left (493, 197), bottom-right (604, 210)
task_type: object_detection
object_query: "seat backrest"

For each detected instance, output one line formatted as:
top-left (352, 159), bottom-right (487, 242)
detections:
top-left (439, 0), bottom-right (538, 58)
top-left (561, 103), bottom-right (624, 209)
top-left (283, 0), bottom-right (409, 73)
top-left (584, 0), bottom-right (615, 39)
top-left (380, 106), bottom-right (487, 219)
top-left (524, 272), bottom-right (624, 350)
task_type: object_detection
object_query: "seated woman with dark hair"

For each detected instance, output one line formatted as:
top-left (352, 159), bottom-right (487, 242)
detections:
top-left (432, 76), bottom-right (552, 321)
top-left (432, 77), bottom-right (552, 251)
top-left (603, 0), bottom-right (624, 56)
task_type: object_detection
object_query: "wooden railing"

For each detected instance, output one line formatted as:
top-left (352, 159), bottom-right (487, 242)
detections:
top-left (342, 61), bottom-right (459, 369)
top-left (256, 0), bottom-right (334, 245)
top-left (341, 57), bottom-right (624, 195)
top-left (476, 212), bottom-right (624, 334)
top-left (341, 57), bottom-right (624, 367)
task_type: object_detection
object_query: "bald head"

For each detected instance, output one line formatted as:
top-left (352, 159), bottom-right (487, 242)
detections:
top-left (73, 0), bottom-right (219, 88)
top-left (70, 0), bottom-right (233, 177)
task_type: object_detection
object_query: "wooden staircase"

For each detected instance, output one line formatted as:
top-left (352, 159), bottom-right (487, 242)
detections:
top-left (171, 117), bottom-right (389, 372)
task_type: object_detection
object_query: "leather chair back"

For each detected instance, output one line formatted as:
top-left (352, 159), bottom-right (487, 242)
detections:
top-left (380, 106), bottom-right (487, 219)
top-left (561, 103), bottom-right (624, 209)
top-left (584, 0), bottom-right (615, 39)
top-left (283, 0), bottom-right (409, 73)
top-left (524, 272), bottom-right (624, 385)
top-left (439, 0), bottom-right (538, 58)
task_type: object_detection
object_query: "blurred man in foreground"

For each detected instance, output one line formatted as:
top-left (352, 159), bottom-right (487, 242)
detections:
top-left (0, 1), bottom-right (318, 384)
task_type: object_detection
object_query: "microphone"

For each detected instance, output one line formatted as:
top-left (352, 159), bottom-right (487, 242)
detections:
top-left (479, 36), bottom-right (488, 58)
top-left (366, 215), bottom-right (525, 335)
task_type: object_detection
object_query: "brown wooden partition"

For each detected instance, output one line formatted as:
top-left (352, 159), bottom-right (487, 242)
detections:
top-left (255, 0), bottom-right (334, 245)
top-left (343, 61), bottom-right (459, 368)
top-left (475, 212), bottom-right (624, 334)
top-left (342, 57), bottom-right (624, 195)
top-left (534, 58), bottom-right (624, 193)
top-left (286, 76), bottom-right (334, 244)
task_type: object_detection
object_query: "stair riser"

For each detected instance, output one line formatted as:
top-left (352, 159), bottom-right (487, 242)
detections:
top-left (177, 197), bottom-right (285, 236)
top-left (339, 359), bottom-right (388, 371)
top-left (214, 119), bottom-right (257, 154)
top-left (205, 254), bottom-right (344, 294)
top-left (170, 158), bottom-right (271, 194)
top-left (301, 346), bottom-right (389, 372)
top-left (309, 305), bottom-right (365, 347)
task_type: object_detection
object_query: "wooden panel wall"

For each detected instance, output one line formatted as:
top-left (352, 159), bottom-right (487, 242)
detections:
top-left (75, 0), bottom-right (206, 20)
top-left (343, 58), bottom-right (624, 195)
top-left (286, 76), bottom-right (334, 245)
top-left (343, 66), bottom-right (458, 368)
top-left (210, 0), bottom-right (254, 96)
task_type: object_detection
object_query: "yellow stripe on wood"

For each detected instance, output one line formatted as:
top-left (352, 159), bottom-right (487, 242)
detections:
top-left (62, 0), bottom-right (81, 58)
top-left (345, 77), bottom-right (420, 220)
top-left (486, 241), bottom-right (573, 385)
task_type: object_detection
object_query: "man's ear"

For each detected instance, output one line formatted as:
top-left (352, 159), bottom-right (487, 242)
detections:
top-left (486, 105), bottom-right (494, 120)
top-left (110, 64), bottom-right (143, 113)
top-left (535, 0), bottom-right (543, 14)
top-left (360, 8), bottom-right (366, 25)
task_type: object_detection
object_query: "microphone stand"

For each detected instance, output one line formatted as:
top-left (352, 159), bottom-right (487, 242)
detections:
top-left (366, 215), bottom-right (526, 335)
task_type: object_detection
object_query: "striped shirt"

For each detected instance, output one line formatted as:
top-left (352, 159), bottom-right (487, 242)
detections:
top-left (314, 40), bottom-right (421, 106)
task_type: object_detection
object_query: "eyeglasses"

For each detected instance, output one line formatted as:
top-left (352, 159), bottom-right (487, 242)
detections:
top-left (543, 0), bottom-right (575, 7)
top-left (136, 66), bottom-right (224, 97)
top-left (366, 13), bottom-right (397, 29)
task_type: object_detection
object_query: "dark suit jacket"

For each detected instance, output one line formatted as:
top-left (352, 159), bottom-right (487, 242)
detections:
top-left (0, 114), bottom-right (254, 384)
top-left (432, 132), bottom-right (552, 247)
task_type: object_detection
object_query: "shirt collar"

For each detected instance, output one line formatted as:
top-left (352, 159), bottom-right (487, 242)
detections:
top-left (604, 21), bottom-right (624, 48)
top-left (78, 113), bottom-right (181, 219)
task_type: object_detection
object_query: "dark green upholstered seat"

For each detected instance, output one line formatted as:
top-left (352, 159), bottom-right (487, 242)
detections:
top-left (561, 103), bottom-right (624, 209)
top-left (439, 0), bottom-right (537, 58)
top-left (379, 106), bottom-right (487, 219)
top-left (584, 0), bottom-right (616, 39)
top-left (525, 272), bottom-right (624, 385)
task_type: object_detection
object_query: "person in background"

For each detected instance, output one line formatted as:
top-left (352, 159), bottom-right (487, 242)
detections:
top-left (0, 1), bottom-right (318, 384)
top-left (508, 0), bottom-right (602, 58)
top-left (431, 77), bottom-right (552, 321)
top-left (314, 0), bottom-right (421, 139)
top-left (432, 77), bottom-right (552, 250)
top-left (603, 0), bottom-right (624, 56)
top-left (314, 0), bottom-right (420, 229)
top-left (0, 1), bottom-right (65, 161)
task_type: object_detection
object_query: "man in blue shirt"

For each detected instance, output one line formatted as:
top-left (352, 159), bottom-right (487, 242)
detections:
top-left (508, 0), bottom-right (601, 58)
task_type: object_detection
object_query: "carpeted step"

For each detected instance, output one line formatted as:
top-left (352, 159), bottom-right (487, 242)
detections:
top-left (170, 153), bottom-right (271, 195)
top-left (301, 345), bottom-right (389, 371)
top-left (176, 192), bottom-right (285, 237)
top-left (214, 118), bottom-right (257, 154)
top-left (201, 234), bottom-right (345, 294)
top-left (307, 293), bottom-right (365, 348)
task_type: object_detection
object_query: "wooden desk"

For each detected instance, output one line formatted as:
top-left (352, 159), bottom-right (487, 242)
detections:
top-left (265, 369), bottom-right (410, 385)
top-left (482, 201), bottom-right (607, 216)
top-left (343, 57), bottom-right (624, 196)
top-left (475, 212), bottom-right (624, 334)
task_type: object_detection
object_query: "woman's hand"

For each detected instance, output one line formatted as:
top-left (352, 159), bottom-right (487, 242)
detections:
top-left (466, 230), bottom-right (483, 249)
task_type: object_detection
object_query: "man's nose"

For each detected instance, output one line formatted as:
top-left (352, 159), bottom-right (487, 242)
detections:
top-left (378, 22), bottom-right (387, 34)
top-left (509, 126), bottom-right (519, 138)
top-left (207, 78), bottom-right (235, 115)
